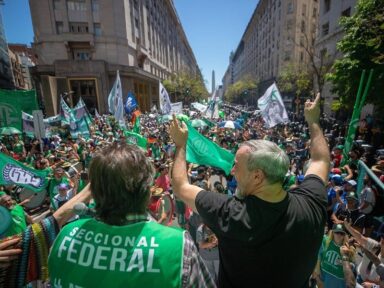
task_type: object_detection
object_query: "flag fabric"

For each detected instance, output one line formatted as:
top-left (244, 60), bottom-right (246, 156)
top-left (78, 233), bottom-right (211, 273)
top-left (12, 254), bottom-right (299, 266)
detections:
top-left (73, 97), bottom-right (93, 126)
top-left (44, 115), bottom-right (61, 137)
top-left (22, 112), bottom-right (62, 138)
top-left (60, 96), bottom-right (73, 126)
top-left (0, 89), bottom-right (39, 131)
top-left (22, 112), bottom-right (35, 137)
top-left (60, 97), bottom-right (90, 138)
top-left (257, 83), bottom-right (289, 128)
top-left (159, 82), bottom-right (172, 115)
top-left (133, 115), bottom-right (141, 134)
top-left (204, 89), bottom-right (219, 119)
top-left (191, 102), bottom-right (207, 113)
top-left (108, 71), bottom-right (122, 114)
top-left (0, 153), bottom-right (49, 192)
top-left (123, 130), bottom-right (147, 149)
top-left (124, 92), bottom-right (138, 115)
top-left (185, 122), bottom-right (235, 175)
top-left (171, 102), bottom-right (183, 114)
top-left (130, 109), bottom-right (142, 126)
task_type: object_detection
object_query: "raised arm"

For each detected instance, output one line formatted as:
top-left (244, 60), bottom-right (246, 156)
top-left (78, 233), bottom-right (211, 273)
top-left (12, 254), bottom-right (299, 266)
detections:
top-left (169, 114), bottom-right (203, 213)
top-left (304, 92), bottom-right (330, 183)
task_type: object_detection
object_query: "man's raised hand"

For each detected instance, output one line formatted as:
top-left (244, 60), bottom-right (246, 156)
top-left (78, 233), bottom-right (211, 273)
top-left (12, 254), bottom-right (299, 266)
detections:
top-left (169, 114), bottom-right (188, 148)
top-left (304, 92), bottom-right (321, 125)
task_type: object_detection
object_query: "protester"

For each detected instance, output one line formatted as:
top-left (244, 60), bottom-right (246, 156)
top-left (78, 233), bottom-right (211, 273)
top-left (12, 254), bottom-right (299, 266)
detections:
top-left (47, 143), bottom-right (215, 287)
top-left (344, 220), bottom-right (384, 286)
top-left (169, 93), bottom-right (330, 287)
top-left (0, 194), bottom-right (33, 238)
top-left (313, 223), bottom-right (355, 288)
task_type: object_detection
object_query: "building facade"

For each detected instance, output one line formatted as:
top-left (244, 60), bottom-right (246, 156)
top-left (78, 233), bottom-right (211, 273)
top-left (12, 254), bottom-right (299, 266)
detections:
top-left (223, 0), bottom-right (319, 109)
top-left (315, 0), bottom-right (357, 115)
top-left (8, 44), bottom-right (36, 90)
top-left (0, 0), bottom-right (13, 89)
top-left (29, 0), bottom-right (200, 116)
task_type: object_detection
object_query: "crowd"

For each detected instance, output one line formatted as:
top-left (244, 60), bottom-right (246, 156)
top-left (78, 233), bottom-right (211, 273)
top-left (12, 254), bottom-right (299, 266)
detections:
top-left (0, 94), bottom-right (383, 287)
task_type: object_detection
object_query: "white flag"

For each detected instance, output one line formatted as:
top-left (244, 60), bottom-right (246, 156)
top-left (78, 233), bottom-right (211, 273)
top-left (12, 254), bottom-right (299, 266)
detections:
top-left (159, 82), bottom-right (172, 115)
top-left (257, 83), bottom-right (290, 128)
top-left (107, 71), bottom-right (125, 127)
top-left (108, 71), bottom-right (122, 114)
top-left (191, 102), bottom-right (207, 113)
top-left (171, 102), bottom-right (183, 114)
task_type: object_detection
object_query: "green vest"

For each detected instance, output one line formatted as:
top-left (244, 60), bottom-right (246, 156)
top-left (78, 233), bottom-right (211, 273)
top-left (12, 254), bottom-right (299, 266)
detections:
top-left (3, 205), bottom-right (27, 238)
top-left (320, 236), bottom-right (344, 279)
top-left (48, 219), bottom-right (185, 287)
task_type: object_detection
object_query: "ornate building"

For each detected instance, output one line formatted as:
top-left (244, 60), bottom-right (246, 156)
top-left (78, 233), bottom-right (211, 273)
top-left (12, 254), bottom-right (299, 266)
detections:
top-left (29, 0), bottom-right (200, 115)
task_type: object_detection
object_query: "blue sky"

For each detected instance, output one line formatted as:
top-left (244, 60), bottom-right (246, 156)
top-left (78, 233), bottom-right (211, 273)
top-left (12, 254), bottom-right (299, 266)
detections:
top-left (2, 0), bottom-right (258, 92)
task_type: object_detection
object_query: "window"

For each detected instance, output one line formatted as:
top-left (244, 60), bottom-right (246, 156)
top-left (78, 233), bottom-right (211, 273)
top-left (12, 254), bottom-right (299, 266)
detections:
top-left (324, 0), bottom-right (331, 13)
top-left (56, 21), bottom-right (64, 34)
top-left (300, 52), bottom-right (304, 61)
top-left (302, 4), bottom-right (306, 16)
top-left (53, 0), bottom-right (60, 10)
top-left (284, 51), bottom-right (291, 61)
top-left (73, 49), bottom-right (92, 60)
top-left (67, 0), bottom-right (87, 11)
top-left (301, 20), bottom-right (306, 33)
top-left (313, 7), bottom-right (317, 17)
top-left (321, 22), bottom-right (329, 36)
top-left (94, 23), bottom-right (101, 36)
top-left (69, 22), bottom-right (89, 33)
top-left (92, 0), bottom-right (99, 11)
top-left (341, 7), bottom-right (351, 17)
top-left (287, 2), bottom-right (293, 14)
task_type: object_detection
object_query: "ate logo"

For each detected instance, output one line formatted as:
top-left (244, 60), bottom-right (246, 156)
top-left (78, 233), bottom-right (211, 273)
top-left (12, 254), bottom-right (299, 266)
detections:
top-left (3, 164), bottom-right (44, 188)
top-left (191, 138), bottom-right (209, 156)
top-left (0, 103), bottom-right (19, 126)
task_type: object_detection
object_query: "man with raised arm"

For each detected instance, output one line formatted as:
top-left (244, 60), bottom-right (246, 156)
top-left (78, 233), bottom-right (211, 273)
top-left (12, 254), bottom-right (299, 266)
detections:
top-left (169, 93), bottom-right (330, 288)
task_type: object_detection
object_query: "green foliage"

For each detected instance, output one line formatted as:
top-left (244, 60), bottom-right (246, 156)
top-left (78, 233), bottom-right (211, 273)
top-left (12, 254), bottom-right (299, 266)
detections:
top-left (163, 72), bottom-right (209, 104)
top-left (328, 0), bottom-right (384, 111)
top-left (224, 75), bottom-right (258, 103)
top-left (277, 63), bottom-right (312, 98)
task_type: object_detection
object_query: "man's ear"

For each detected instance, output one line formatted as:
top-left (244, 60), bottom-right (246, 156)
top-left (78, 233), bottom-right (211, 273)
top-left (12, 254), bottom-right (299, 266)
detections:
top-left (254, 169), bottom-right (265, 184)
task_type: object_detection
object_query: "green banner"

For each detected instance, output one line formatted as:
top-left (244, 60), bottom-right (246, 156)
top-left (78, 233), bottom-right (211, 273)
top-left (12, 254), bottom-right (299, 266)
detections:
top-left (0, 153), bottom-right (49, 192)
top-left (0, 90), bottom-right (39, 130)
top-left (186, 122), bottom-right (234, 175)
top-left (133, 115), bottom-right (141, 134)
top-left (124, 130), bottom-right (148, 149)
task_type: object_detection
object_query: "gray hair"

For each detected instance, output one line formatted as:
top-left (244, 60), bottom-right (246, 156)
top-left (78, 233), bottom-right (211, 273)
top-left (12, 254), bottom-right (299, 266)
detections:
top-left (240, 140), bottom-right (289, 184)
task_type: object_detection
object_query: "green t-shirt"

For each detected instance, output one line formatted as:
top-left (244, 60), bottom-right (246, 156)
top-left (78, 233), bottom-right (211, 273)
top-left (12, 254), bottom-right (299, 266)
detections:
top-left (2, 205), bottom-right (27, 238)
top-left (320, 235), bottom-right (344, 279)
top-left (48, 219), bottom-right (185, 287)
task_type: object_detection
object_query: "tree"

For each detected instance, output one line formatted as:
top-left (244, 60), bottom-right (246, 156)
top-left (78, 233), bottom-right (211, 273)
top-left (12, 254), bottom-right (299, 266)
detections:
top-left (163, 72), bottom-right (209, 104)
top-left (224, 75), bottom-right (258, 104)
top-left (277, 64), bottom-right (313, 114)
top-left (327, 0), bottom-right (384, 111)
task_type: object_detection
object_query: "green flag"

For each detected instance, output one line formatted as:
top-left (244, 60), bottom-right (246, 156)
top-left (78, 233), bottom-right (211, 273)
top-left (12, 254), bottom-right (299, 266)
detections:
top-left (186, 122), bottom-right (235, 175)
top-left (124, 130), bottom-right (147, 149)
top-left (133, 115), bottom-right (141, 134)
top-left (0, 153), bottom-right (49, 192)
top-left (0, 89), bottom-right (39, 131)
top-left (341, 69), bottom-right (373, 166)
